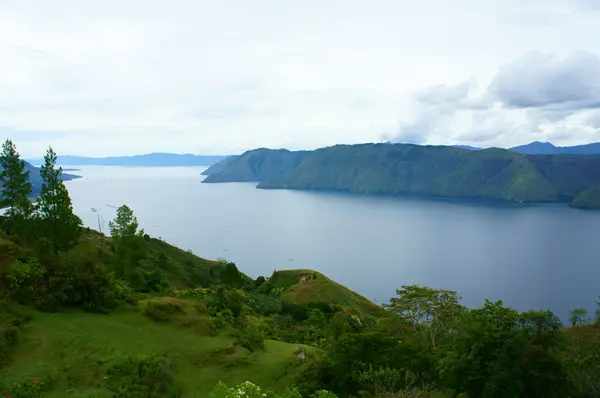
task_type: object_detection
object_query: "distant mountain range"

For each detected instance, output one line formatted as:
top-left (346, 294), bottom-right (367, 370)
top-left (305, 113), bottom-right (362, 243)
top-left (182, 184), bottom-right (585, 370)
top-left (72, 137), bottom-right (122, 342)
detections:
top-left (202, 143), bottom-right (600, 208)
top-left (26, 153), bottom-right (227, 167)
top-left (452, 141), bottom-right (600, 155)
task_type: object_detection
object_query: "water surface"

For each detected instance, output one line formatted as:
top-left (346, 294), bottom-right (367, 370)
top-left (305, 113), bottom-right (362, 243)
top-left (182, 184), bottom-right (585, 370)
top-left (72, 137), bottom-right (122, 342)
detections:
top-left (66, 166), bottom-right (600, 321)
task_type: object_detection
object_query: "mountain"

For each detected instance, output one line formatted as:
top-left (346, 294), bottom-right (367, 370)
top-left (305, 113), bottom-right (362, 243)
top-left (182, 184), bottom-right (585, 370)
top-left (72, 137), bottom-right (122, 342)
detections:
top-left (203, 143), bottom-right (600, 205)
top-left (200, 156), bottom-right (237, 175)
top-left (2, 161), bottom-right (80, 197)
top-left (509, 141), bottom-right (600, 155)
top-left (202, 148), bottom-right (311, 183)
top-left (26, 153), bottom-right (226, 167)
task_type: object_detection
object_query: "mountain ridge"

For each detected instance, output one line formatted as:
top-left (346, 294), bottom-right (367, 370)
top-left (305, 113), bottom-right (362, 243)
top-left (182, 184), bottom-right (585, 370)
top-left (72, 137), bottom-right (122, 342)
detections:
top-left (26, 153), bottom-right (227, 167)
top-left (202, 143), bottom-right (600, 206)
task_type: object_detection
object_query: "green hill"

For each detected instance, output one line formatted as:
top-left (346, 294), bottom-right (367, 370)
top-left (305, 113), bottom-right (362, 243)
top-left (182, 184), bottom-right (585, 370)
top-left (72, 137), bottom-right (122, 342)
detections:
top-left (570, 188), bottom-right (600, 209)
top-left (268, 270), bottom-right (384, 317)
top-left (202, 148), bottom-right (310, 183)
top-left (203, 143), bottom-right (600, 205)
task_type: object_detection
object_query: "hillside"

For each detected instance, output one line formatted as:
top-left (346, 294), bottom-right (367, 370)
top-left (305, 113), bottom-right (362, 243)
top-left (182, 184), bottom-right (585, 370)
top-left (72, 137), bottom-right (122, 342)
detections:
top-left (2, 303), bottom-right (311, 397)
top-left (203, 143), bottom-right (600, 205)
top-left (268, 270), bottom-right (384, 317)
top-left (570, 188), bottom-right (600, 209)
top-left (201, 156), bottom-right (237, 175)
top-left (202, 148), bottom-right (311, 183)
top-left (26, 153), bottom-right (226, 167)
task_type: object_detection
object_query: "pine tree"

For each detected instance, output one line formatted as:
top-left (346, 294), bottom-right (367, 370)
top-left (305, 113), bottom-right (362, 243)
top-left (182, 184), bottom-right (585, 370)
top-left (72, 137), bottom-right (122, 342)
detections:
top-left (38, 146), bottom-right (82, 253)
top-left (0, 139), bottom-right (33, 234)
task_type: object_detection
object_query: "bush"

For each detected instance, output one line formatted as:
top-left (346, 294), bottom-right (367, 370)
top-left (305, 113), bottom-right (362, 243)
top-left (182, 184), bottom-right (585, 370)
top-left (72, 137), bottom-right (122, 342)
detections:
top-left (248, 293), bottom-right (282, 315)
top-left (237, 325), bottom-right (266, 352)
top-left (104, 353), bottom-right (178, 397)
top-left (209, 381), bottom-right (320, 398)
top-left (144, 300), bottom-right (184, 321)
top-left (0, 300), bottom-right (29, 366)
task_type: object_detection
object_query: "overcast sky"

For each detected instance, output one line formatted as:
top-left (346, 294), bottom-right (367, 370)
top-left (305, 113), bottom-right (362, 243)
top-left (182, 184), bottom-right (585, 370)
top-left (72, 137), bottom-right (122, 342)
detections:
top-left (2, 0), bottom-right (600, 157)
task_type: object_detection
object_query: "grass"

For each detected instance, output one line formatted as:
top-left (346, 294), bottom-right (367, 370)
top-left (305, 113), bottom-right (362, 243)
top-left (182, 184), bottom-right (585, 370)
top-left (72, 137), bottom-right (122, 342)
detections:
top-left (0, 301), bottom-right (313, 397)
top-left (272, 270), bottom-right (384, 317)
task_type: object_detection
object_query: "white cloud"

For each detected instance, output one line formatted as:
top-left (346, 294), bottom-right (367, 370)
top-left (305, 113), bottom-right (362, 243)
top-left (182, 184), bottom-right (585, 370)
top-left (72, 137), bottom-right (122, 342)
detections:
top-left (1, 0), bottom-right (600, 156)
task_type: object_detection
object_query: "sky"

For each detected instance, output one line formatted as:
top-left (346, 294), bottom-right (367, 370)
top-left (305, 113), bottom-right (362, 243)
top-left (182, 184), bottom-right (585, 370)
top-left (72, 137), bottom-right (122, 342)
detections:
top-left (1, 0), bottom-right (600, 157)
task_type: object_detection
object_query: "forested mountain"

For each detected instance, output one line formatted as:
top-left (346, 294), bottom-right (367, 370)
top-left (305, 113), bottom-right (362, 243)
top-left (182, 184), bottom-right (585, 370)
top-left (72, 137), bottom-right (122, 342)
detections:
top-left (202, 148), bottom-right (311, 183)
top-left (203, 143), bottom-right (600, 206)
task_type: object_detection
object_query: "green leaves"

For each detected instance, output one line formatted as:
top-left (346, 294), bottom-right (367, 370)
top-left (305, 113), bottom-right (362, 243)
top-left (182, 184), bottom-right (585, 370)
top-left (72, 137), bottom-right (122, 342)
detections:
top-left (37, 146), bottom-right (82, 253)
top-left (0, 139), bottom-right (33, 235)
top-left (109, 205), bottom-right (140, 238)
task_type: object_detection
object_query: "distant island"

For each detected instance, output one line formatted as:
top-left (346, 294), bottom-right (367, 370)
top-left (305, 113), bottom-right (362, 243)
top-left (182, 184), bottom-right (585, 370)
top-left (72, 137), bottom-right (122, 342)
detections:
top-left (203, 143), bottom-right (600, 208)
top-left (26, 153), bottom-right (227, 167)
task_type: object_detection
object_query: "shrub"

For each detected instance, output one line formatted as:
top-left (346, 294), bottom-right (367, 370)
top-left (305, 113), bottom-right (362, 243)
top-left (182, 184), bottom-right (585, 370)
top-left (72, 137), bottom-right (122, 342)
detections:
top-left (143, 300), bottom-right (184, 321)
top-left (209, 381), bottom-right (320, 398)
top-left (237, 325), bottom-right (266, 352)
top-left (0, 300), bottom-right (29, 366)
top-left (104, 353), bottom-right (178, 398)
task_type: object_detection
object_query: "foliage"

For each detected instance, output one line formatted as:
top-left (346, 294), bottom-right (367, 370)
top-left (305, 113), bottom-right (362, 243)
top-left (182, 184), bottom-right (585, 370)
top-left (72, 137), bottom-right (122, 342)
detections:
top-left (237, 324), bottom-right (266, 352)
top-left (37, 147), bottom-right (82, 253)
top-left (569, 308), bottom-right (590, 326)
top-left (221, 262), bottom-right (245, 288)
top-left (208, 380), bottom-right (333, 398)
top-left (0, 300), bottom-right (29, 367)
top-left (108, 204), bottom-right (141, 237)
top-left (0, 139), bottom-right (33, 237)
top-left (439, 301), bottom-right (568, 398)
top-left (103, 353), bottom-right (178, 397)
top-left (144, 299), bottom-right (184, 321)
top-left (384, 285), bottom-right (462, 348)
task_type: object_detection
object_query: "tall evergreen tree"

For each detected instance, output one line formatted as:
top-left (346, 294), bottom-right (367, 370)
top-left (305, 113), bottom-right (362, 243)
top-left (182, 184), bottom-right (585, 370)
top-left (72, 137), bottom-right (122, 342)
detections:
top-left (38, 146), bottom-right (82, 253)
top-left (0, 139), bottom-right (33, 234)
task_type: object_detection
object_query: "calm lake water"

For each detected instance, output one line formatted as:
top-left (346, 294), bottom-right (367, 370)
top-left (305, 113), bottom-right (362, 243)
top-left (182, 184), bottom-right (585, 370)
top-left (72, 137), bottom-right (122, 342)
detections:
top-left (65, 166), bottom-right (600, 321)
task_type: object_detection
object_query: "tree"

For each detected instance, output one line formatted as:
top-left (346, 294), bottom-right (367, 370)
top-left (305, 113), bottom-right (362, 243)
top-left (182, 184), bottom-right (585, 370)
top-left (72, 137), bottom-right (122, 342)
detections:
top-left (38, 147), bottom-right (82, 253)
top-left (109, 205), bottom-right (140, 238)
top-left (569, 308), bottom-right (590, 326)
top-left (384, 285), bottom-right (463, 349)
top-left (440, 300), bottom-right (568, 398)
top-left (108, 205), bottom-right (146, 280)
top-left (0, 139), bottom-right (33, 235)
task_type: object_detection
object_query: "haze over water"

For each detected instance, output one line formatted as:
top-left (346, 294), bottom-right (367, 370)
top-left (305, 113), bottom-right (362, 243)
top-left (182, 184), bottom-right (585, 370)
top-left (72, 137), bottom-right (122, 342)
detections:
top-left (66, 166), bottom-right (600, 321)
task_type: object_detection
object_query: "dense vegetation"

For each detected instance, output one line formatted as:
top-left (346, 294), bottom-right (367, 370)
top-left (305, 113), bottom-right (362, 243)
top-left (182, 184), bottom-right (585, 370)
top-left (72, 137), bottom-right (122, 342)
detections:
top-left (204, 143), bottom-right (600, 206)
top-left (1, 139), bottom-right (600, 397)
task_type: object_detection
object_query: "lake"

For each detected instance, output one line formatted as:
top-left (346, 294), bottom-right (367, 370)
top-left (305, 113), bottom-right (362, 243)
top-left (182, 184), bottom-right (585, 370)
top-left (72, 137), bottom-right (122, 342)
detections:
top-left (65, 166), bottom-right (600, 321)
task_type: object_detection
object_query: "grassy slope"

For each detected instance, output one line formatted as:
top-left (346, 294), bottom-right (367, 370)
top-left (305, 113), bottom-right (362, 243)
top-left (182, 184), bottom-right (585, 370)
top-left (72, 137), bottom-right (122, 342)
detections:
top-left (270, 270), bottom-right (384, 317)
top-left (2, 302), bottom-right (312, 397)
